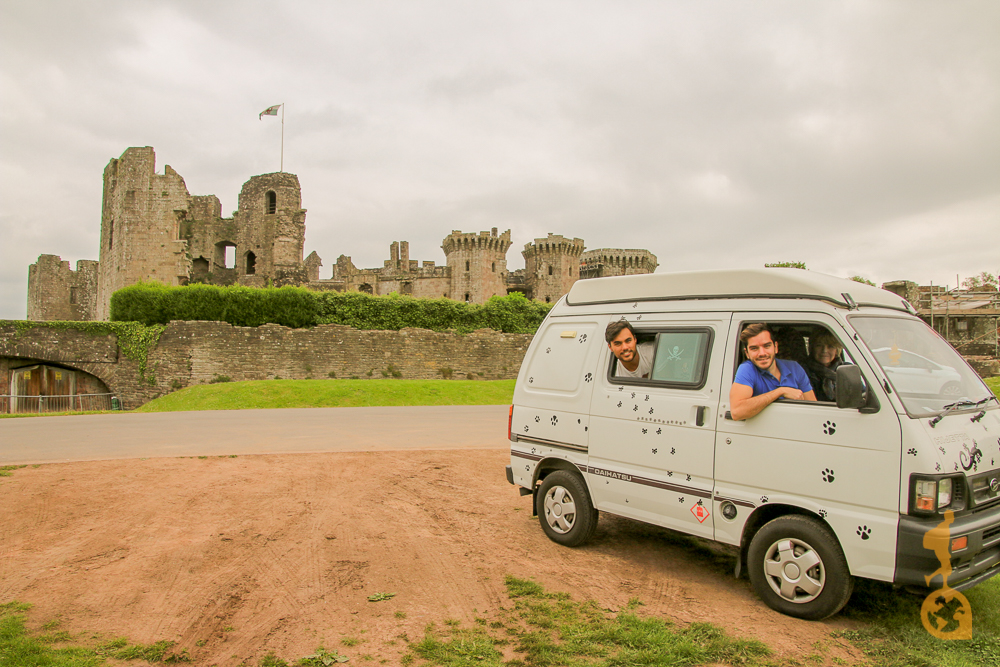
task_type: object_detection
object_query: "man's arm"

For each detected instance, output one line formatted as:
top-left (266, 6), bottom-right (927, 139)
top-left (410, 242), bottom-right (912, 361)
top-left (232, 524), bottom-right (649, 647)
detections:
top-left (729, 382), bottom-right (813, 421)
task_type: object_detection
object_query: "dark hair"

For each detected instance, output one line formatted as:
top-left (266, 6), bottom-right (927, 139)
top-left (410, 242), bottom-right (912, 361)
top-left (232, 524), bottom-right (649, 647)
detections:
top-left (605, 319), bottom-right (636, 343)
top-left (739, 323), bottom-right (772, 349)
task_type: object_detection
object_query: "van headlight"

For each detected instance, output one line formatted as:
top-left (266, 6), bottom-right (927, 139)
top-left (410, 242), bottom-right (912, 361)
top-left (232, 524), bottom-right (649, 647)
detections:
top-left (911, 475), bottom-right (963, 515)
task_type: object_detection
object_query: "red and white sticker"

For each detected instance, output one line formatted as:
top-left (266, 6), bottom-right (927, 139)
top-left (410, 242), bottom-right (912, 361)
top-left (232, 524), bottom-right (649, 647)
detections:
top-left (690, 503), bottom-right (710, 523)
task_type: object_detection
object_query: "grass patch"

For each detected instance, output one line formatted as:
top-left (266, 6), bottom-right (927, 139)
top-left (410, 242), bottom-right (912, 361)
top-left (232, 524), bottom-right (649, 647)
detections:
top-left (0, 465), bottom-right (27, 477)
top-left (407, 576), bottom-right (771, 666)
top-left (134, 379), bottom-right (515, 412)
top-left (836, 576), bottom-right (1000, 667)
top-left (984, 375), bottom-right (999, 396)
top-left (0, 601), bottom-right (186, 665)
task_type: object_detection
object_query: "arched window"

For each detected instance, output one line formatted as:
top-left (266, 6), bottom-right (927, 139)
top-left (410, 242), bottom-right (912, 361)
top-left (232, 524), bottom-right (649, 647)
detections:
top-left (465, 260), bottom-right (470, 271)
top-left (265, 191), bottom-right (277, 214)
top-left (245, 251), bottom-right (256, 275)
top-left (492, 262), bottom-right (496, 272)
top-left (464, 293), bottom-right (470, 302)
top-left (568, 266), bottom-right (572, 276)
top-left (548, 265), bottom-right (553, 276)
top-left (359, 283), bottom-right (373, 294)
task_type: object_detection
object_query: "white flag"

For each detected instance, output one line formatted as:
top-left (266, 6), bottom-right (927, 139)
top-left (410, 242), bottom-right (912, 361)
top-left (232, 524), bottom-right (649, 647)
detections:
top-left (259, 104), bottom-right (281, 120)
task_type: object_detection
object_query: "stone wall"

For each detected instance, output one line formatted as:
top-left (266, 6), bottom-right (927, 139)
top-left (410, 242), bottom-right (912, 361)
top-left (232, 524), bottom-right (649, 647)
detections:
top-left (0, 321), bottom-right (532, 409)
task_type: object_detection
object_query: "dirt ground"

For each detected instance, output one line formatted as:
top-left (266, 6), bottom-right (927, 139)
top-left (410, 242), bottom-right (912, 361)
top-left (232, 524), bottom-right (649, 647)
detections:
top-left (0, 448), bottom-right (866, 665)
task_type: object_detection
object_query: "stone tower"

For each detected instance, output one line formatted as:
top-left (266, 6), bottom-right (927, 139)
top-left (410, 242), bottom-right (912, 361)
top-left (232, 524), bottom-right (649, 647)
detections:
top-left (96, 147), bottom-right (192, 320)
top-left (441, 228), bottom-right (512, 303)
top-left (27, 255), bottom-right (99, 321)
top-left (232, 172), bottom-right (307, 286)
top-left (522, 233), bottom-right (585, 303)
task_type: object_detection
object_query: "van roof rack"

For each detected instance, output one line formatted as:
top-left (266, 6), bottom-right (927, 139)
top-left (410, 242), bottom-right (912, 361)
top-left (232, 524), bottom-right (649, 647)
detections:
top-left (564, 268), bottom-right (909, 312)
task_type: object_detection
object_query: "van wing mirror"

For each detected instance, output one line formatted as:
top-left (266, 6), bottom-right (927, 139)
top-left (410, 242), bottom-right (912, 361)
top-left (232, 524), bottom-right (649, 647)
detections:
top-left (836, 364), bottom-right (865, 410)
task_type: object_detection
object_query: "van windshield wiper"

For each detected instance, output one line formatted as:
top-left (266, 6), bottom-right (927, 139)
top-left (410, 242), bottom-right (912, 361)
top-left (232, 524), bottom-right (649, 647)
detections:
top-left (929, 396), bottom-right (997, 428)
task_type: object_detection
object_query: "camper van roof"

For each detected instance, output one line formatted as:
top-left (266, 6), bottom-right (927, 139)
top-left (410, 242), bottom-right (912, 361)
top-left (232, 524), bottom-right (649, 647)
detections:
top-left (564, 268), bottom-right (911, 311)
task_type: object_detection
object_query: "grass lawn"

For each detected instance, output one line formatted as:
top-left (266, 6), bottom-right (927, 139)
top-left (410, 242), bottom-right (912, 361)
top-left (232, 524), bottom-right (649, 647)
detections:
top-left (133, 378), bottom-right (516, 412)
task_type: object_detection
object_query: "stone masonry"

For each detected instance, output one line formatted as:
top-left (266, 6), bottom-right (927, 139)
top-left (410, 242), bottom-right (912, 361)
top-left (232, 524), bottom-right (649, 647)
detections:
top-left (0, 321), bottom-right (532, 410)
top-left (26, 147), bottom-right (659, 320)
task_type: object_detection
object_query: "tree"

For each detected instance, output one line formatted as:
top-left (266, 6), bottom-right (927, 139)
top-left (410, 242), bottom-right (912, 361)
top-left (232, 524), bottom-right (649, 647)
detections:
top-left (764, 261), bottom-right (807, 270)
top-left (848, 275), bottom-right (876, 286)
top-left (961, 272), bottom-right (998, 291)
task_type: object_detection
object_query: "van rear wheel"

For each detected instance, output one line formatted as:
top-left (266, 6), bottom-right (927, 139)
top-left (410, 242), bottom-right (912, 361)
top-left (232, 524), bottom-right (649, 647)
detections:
top-left (536, 471), bottom-right (598, 547)
top-left (748, 515), bottom-right (853, 620)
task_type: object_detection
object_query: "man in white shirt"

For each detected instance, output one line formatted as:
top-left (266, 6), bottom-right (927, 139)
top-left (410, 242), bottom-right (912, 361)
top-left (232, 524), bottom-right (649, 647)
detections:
top-left (606, 320), bottom-right (654, 379)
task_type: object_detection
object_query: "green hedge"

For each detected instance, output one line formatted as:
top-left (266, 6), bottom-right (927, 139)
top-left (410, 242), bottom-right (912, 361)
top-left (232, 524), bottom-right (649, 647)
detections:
top-left (110, 282), bottom-right (552, 334)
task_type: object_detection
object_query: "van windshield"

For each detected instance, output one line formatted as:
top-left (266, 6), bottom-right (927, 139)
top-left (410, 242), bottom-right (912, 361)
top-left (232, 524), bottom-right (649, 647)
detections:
top-left (849, 315), bottom-right (994, 418)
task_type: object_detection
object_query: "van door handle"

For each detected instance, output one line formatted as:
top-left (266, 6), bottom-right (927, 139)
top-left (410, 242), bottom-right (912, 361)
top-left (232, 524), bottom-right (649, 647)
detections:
top-left (696, 405), bottom-right (708, 427)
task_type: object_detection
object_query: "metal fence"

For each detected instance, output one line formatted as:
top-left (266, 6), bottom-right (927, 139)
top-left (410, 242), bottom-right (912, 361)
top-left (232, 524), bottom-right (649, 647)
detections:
top-left (0, 393), bottom-right (115, 414)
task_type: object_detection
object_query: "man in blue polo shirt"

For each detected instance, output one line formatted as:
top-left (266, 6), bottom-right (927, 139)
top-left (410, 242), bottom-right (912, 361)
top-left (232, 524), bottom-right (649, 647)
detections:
top-left (729, 322), bottom-right (816, 420)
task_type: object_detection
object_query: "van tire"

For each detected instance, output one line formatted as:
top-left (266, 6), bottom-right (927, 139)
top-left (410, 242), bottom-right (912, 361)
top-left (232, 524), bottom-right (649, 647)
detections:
top-left (747, 515), bottom-right (853, 620)
top-left (536, 471), bottom-right (598, 547)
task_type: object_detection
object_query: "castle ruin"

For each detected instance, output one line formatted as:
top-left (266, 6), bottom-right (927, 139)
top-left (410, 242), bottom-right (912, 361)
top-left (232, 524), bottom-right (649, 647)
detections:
top-left (27, 147), bottom-right (658, 320)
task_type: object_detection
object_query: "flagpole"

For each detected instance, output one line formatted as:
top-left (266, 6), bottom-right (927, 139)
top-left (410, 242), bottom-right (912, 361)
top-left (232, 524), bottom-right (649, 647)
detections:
top-left (280, 103), bottom-right (285, 173)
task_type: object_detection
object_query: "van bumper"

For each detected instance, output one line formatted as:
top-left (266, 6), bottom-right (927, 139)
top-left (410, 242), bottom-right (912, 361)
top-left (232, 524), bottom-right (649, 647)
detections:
top-left (505, 465), bottom-right (514, 485)
top-left (894, 505), bottom-right (1000, 591)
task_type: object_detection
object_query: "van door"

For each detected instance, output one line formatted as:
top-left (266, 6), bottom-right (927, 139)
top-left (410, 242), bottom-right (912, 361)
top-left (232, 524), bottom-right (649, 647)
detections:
top-left (715, 314), bottom-right (901, 581)
top-left (587, 313), bottom-right (730, 539)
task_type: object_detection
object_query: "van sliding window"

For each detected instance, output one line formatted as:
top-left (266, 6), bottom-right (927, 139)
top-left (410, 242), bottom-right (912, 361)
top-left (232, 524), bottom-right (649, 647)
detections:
top-left (610, 328), bottom-right (713, 390)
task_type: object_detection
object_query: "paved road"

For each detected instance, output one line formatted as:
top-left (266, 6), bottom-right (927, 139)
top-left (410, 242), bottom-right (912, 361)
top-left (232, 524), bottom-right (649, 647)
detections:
top-left (0, 405), bottom-right (510, 464)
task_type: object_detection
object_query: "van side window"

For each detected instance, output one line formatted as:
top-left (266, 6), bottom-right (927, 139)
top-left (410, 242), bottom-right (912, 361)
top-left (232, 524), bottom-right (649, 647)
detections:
top-left (651, 331), bottom-right (711, 385)
top-left (735, 322), bottom-right (860, 405)
top-left (609, 328), bottom-right (713, 389)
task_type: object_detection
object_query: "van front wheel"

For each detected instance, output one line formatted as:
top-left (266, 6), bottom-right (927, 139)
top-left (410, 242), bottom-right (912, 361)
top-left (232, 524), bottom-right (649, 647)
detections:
top-left (748, 515), bottom-right (853, 620)
top-left (537, 471), bottom-right (598, 547)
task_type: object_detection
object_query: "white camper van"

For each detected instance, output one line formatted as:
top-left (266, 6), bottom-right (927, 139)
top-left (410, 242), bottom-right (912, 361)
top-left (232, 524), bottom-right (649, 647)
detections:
top-left (505, 269), bottom-right (1000, 619)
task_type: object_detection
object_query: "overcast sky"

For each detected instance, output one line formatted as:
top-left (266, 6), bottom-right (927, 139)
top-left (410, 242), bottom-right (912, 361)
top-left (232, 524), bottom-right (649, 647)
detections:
top-left (2, 1), bottom-right (998, 319)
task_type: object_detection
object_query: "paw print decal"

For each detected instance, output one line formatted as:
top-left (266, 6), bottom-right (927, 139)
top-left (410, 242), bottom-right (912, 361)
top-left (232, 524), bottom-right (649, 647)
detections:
top-left (907, 448), bottom-right (917, 456)
top-left (670, 447), bottom-right (675, 455)
top-left (632, 405), bottom-right (638, 412)
top-left (642, 428), bottom-right (648, 434)
top-left (678, 497), bottom-right (685, 503)
top-left (523, 425), bottom-right (529, 433)
top-left (644, 395), bottom-right (650, 401)
top-left (578, 333), bottom-right (587, 344)
top-left (686, 474), bottom-right (691, 481)
top-left (666, 471), bottom-right (673, 477)
top-left (939, 446), bottom-right (947, 455)
top-left (545, 347), bottom-right (551, 354)
top-left (584, 372), bottom-right (593, 383)
top-left (631, 392), bottom-right (636, 399)
top-left (818, 509), bottom-right (828, 519)
top-left (656, 428), bottom-right (662, 435)
top-left (618, 386), bottom-right (624, 392)
top-left (632, 302), bottom-right (638, 309)
top-left (651, 448), bottom-right (657, 454)
top-left (648, 408), bottom-right (654, 415)
top-left (534, 416), bottom-right (540, 423)
top-left (528, 377), bottom-right (534, 384)
top-left (823, 421), bottom-right (837, 435)
top-left (635, 314), bottom-right (642, 320)
top-left (822, 468), bottom-right (835, 483)
top-left (857, 525), bottom-right (871, 540)
top-left (760, 496), bottom-right (769, 504)
top-left (935, 462), bottom-right (941, 472)
top-left (617, 401), bottom-right (623, 408)
top-left (550, 415), bottom-right (558, 426)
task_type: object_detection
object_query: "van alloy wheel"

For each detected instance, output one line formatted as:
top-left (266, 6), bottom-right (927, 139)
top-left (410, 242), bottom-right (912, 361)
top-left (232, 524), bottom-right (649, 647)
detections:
top-left (536, 471), bottom-right (598, 547)
top-left (748, 515), bottom-right (853, 620)
top-left (760, 537), bottom-right (826, 603)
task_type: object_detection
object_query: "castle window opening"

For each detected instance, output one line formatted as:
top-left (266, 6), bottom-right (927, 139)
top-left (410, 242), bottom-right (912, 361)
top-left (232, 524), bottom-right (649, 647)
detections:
top-left (69, 287), bottom-right (78, 305)
top-left (246, 251), bottom-right (256, 275)
top-left (492, 262), bottom-right (496, 272)
top-left (265, 191), bottom-right (277, 214)
top-left (545, 296), bottom-right (551, 303)
top-left (225, 245), bottom-right (235, 269)
top-left (465, 260), bottom-right (470, 271)
top-left (548, 265), bottom-right (553, 276)
top-left (568, 266), bottom-right (572, 276)
top-left (360, 283), bottom-right (373, 294)
top-left (465, 293), bottom-right (470, 302)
